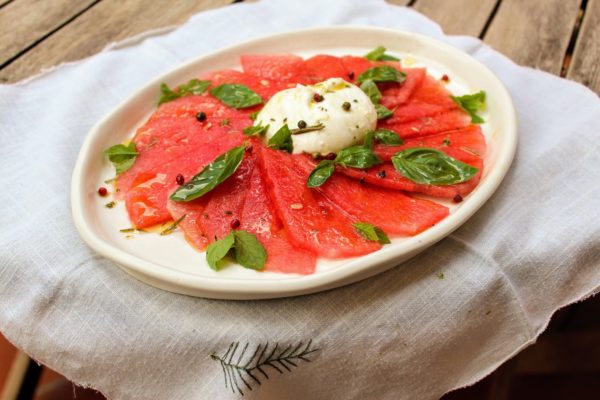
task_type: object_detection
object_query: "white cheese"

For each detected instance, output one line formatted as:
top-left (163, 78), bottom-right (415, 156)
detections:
top-left (256, 78), bottom-right (377, 155)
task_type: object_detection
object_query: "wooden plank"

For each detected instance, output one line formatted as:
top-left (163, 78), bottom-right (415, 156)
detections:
top-left (414, 0), bottom-right (498, 36)
top-left (0, 0), bottom-right (97, 67)
top-left (0, 0), bottom-right (233, 83)
top-left (567, 0), bottom-right (600, 94)
top-left (483, 0), bottom-right (581, 75)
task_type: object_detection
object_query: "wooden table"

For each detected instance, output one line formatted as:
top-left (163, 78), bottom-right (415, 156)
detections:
top-left (1, 1), bottom-right (598, 399)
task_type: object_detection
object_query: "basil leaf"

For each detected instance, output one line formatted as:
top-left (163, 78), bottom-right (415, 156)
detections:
top-left (210, 84), bottom-right (263, 109)
top-left (353, 222), bottom-right (390, 244)
top-left (206, 232), bottom-right (235, 270)
top-left (232, 230), bottom-right (267, 271)
top-left (364, 46), bottom-right (400, 62)
top-left (307, 160), bottom-right (335, 187)
top-left (249, 111), bottom-right (260, 121)
top-left (364, 129), bottom-right (403, 148)
top-left (372, 129), bottom-right (404, 146)
top-left (243, 122), bottom-right (269, 136)
top-left (375, 104), bottom-right (393, 120)
top-left (451, 91), bottom-right (486, 124)
top-left (391, 147), bottom-right (479, 185)
top-left (357, 66), bottom-right (406, 84)
top-left (158, 79), bottom-right (211, 105)
top-left (170, 145), bottom-right (245, 202)
top-left (360, 79), bottom-right (382, 104)
top-left (104, 142), bottom-right (139, 174)
top-left (335, 145), bottom-right (382, 169)
top-left (268, 124), bottom-right (293, 153)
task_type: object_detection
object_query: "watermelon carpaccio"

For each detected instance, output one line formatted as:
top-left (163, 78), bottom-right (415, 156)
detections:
top-left (114, 52), bottom-right (487, 274)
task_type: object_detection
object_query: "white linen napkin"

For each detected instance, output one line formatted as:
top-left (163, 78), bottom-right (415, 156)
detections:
top-left (1, 0), bottom-right (599, 399)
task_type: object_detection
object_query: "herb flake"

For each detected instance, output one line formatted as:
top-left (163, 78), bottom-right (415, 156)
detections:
top-left (104, 142), bottom-right (139, 175)
top-left (210, 84), bottom-right (263, 109)
top-left (451, 91), bottom-right (486, 124)
top-left (206, 230), bottom-right (266, 271)
top-left (365, 46), bottom-right (400, 62)
top-left (268, 124), bottom-right (293, 153)
top-left (158, 79), bottom-right (210, 105)
top-left (354, 222), bottom-right (390, 244)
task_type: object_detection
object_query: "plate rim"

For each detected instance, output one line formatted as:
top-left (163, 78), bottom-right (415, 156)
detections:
top-left (71, 25), bottom-right (518, 299)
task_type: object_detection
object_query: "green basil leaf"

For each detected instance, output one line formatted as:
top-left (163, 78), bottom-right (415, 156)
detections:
top-left (206, 232), bottom-right (235, 270)
top-left (353, 222), bottom-right (390, 244)
top-left (451, 91), bottom-right (486, 124)
top-left (249, 111), bottom-right (260, 121)
top-left (357, 66), bottom-right (406, 84)
top-left (104, 142), bottom-right (139, 174)
top-left (232, 230), bottom-right (267, 271)
top-left (360, 79), bottom-right (382, 104)
top-left (158, 79), bottom-right (211, 105)
top-left (268, 124), bottom-right (293, 153)
top-left (307, 160), bottom-right (335, 188)
top-left (391, 147), bottom-right (479, 185)
top-left (243, 122), bottom-right (269, 136)
top-left (364, 46), bottom-right (400, 62)
top-left (372, 129), bottom-right (404, 146)
top-left (210, 84), bottom-right (263, 109)
top-left (375, 104), bottom-right (393, 120)
top-left (170, 145), bottom-right (245, 202)
top-left (335, 145), bottom-right (382, 169)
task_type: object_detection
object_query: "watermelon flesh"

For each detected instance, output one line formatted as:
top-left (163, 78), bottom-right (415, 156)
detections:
top-left (241, 54), bottom-right (312, 85)
top-left (257, 146), bottom-right (381, 258)
top-left (167, 151), bottom-right (317, 274)
top-left (113, 51), bottom-right (487, 274)
top-left (292, 155), bottom-right (449, 236)
top-left (339, 147), bottom-right (483, 198)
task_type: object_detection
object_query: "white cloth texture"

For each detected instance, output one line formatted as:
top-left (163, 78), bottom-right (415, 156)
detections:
top-left (1, 0), bottom-right (599, 399)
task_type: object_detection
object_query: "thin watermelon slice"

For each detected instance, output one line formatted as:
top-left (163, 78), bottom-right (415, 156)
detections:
top-left (167, 150), bottom-right (317, 274)
top-left (292, 156), bottom-right (449, 236)
top-left (374, 125), bottom-right (487, 160)
top-left (241, 54), bottom-right (312, 84)
top-left (339, 147), bottom-right (483, 198)
top-left (203, 69), bottom-right (290, 101)
top-left (241, 163), bottom-right (317, 274)
top-left (378, 109), bottom-right (471, 139)
top-left (304, 55), bottom-right (349, 82)
top-left (122, 137), bottom-right (243, 228)
top-left (379, 68), bottom-right (426, 109)
top-left (340, 56), bottom-right (374, 82)
top-left (257, 146), bottom-right (381, 258)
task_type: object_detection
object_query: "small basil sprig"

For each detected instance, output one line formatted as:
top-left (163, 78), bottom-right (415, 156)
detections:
top-left (158, 79), bottom-right (211, 105)
top-left (335, 145), bottom-right (382, 169)
top-left (243, 122), bottom-right (269, 136)
top-left (360, 80), bottom-right (382, 104)
top-left (357, 66), bottom-right (406, 85)
top-left (364, 46), bottom-right (400, 62)
top-left (104, 142), bottom-right (139, 174)
top-left (451, 91), bottom-right (486, 124)
top-left (307, 160), bottom-right (336, 187)
top-left (359, 77), bottom-right (395, 120)
top-left (375, 104), bottom-right (393, 120)
top-left (268, 124), bottom-right (293, 153)
top-left (206, 230), bottom-right (266, 271)
top-left (364, 129), bottom-right (404, 148)
top-left (170, 145), bottom-right (245, 202)
top-left (210, 84), bottom-right (263, 109)
top-left (391, 147), bottom-right (479, 185)
top-left (307, 145), bottom-right (381, 187)
top-left (353, 222), bottom-right (390, 244)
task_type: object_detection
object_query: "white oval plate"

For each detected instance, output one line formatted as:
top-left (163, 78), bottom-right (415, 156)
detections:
top-left (71, 26), bottom-right (517, 300)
